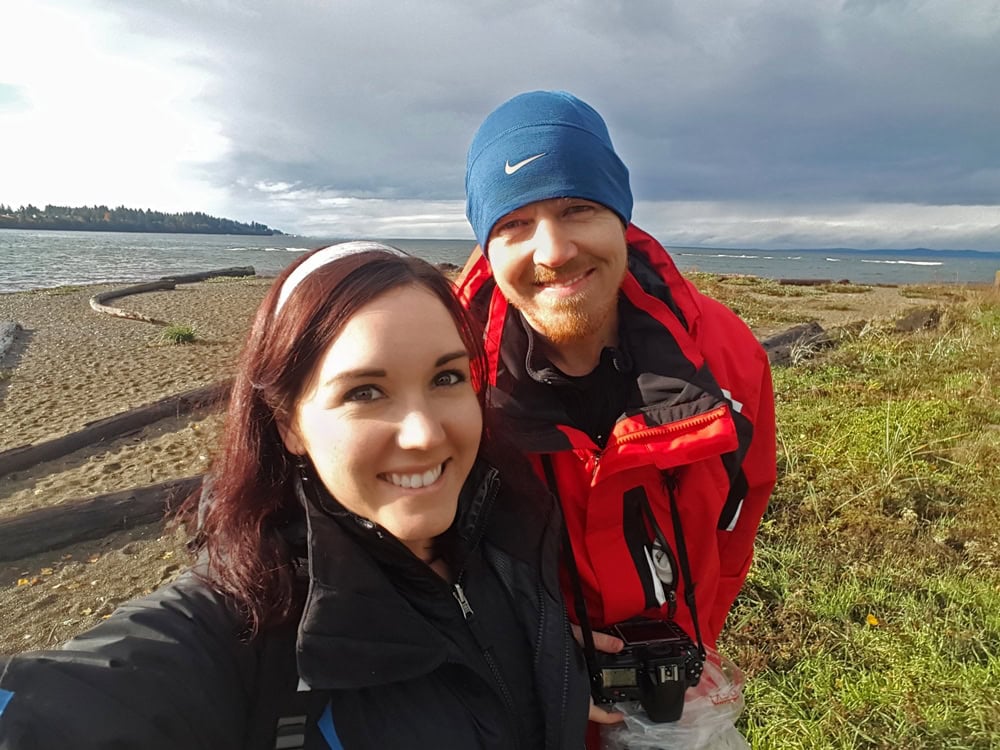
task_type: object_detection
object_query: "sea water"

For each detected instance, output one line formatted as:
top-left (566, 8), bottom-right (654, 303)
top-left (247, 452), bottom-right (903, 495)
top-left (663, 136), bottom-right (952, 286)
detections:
top-left (1, 229), bottom-right (998, 293)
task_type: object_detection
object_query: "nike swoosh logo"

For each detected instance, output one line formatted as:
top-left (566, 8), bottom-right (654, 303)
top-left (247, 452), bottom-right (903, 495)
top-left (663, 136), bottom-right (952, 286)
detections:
top-left (504, 153), bottom-right (546, 175)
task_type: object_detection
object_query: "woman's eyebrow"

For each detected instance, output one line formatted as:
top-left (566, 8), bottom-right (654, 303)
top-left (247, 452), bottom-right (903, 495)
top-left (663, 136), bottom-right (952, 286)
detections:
top-left (436, 350), bottom-right (470, 367)
top-left (322, 368), bottom-right (386, 387)
top-left (321, 352), bottom-right (467, 387)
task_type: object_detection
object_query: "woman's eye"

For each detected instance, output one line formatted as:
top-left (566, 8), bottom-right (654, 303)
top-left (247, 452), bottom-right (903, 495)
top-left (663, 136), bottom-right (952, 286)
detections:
top-left (344, 385), bottom-right (384, 403)
top-left (433, 370), bottom-right (466, 387)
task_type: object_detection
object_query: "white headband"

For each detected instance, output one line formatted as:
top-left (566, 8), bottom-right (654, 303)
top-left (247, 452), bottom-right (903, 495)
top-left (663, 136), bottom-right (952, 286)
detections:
top-left (274, 241), bottom-right (407, 316)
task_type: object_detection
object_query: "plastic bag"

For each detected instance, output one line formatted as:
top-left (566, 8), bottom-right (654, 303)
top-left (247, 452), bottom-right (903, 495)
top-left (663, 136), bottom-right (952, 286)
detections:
top-left (601, 648), bottom-right (748, 750)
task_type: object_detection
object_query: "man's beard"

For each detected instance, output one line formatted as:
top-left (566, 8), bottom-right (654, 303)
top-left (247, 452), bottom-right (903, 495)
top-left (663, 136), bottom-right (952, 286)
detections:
top-left (522, 291), bottom-right (617, 347)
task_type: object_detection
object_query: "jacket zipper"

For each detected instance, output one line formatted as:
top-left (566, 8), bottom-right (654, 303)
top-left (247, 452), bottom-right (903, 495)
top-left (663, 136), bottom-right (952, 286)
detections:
top-left (612, 404), bottom-right (729, 447)
top-left (449, 470), bottom-right (521, 746)
top-left (452, 580), bottom-right (474, 618)
top-left (452, 579), bottom-right (522, 749)
top-left (589, 405), bottom-right (729, 484)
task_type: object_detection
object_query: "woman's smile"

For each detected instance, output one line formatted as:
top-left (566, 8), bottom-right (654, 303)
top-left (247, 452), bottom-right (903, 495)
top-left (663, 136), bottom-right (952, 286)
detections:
top-left (380, 460), bottom-right (447, 490)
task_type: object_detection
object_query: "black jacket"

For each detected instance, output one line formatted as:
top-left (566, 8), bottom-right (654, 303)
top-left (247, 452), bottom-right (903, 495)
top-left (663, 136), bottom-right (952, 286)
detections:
top-left (0, 462), bottom-right (590, 749)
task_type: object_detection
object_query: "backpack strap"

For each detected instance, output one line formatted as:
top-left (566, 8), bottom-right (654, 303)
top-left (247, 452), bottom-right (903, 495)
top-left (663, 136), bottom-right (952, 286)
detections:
top-left (244, 623), bottom-right (332, 750)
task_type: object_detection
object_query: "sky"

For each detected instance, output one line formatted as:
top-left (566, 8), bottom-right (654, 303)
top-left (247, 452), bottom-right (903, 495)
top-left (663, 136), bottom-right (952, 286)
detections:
top-left (2, 0), bottom-right (998, 251)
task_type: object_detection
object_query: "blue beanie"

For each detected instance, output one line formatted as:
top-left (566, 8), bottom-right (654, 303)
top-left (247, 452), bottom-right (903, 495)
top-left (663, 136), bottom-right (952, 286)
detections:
top-left (465, 90), bottom-right (633, 250)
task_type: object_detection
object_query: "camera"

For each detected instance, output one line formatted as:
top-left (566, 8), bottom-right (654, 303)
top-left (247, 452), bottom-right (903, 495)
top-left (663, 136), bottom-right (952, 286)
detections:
top-left (592, 619), bottom-right (704, 722)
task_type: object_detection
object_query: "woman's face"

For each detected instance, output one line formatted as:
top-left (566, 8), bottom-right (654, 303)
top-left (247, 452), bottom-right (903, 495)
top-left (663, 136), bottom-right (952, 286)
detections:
top-left (280, 284), bottom-right (483, 562)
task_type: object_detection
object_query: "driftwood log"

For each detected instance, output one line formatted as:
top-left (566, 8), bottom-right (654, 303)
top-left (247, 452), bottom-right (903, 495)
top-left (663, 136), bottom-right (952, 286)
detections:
top-left (89, 266), bottom-right (256, 323)
top-left (158, 267), bottom-right (255, 284)
top-left (0, 321), bottom-right (22, 361)
top-left (90, 281), bottom-right (175, 323)
top-left (0, 476), bottom-right (202, 562)
top-left (0, 380), bottom-right (231, 478)
top-left (0, 319), bottom-right (839, 562)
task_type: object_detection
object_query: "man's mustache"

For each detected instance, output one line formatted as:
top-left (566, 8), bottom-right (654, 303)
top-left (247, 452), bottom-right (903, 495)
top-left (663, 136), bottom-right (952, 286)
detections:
top-left (533, 263), bottom-right (590, 285)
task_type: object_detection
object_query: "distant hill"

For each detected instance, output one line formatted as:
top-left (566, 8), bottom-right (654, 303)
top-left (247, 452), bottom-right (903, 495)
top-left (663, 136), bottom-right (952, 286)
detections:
top-left (0, 203), bottom-right (284, 236)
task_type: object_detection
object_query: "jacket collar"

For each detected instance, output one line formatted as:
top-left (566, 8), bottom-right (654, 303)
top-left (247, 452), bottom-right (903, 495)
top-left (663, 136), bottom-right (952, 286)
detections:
top-left (293, 462), bottom-right (500, 689)
top-left (479, 231), bottom-right (730, 452)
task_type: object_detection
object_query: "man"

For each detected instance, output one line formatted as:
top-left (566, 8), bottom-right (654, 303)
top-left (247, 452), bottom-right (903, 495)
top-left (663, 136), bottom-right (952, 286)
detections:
top-left (456, 91), bottom-right (776, 689)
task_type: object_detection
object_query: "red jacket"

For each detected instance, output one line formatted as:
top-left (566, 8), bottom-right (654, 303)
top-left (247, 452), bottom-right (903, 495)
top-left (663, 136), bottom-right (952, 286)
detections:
top-left (456, 224), bottom-right (776, 648)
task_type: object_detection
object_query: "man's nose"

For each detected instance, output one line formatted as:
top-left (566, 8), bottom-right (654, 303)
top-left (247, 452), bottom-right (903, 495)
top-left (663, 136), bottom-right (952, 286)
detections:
top-left (532, 217), bottom-right (578, 268)
top-left (397, 404), bottom-right (446, 450)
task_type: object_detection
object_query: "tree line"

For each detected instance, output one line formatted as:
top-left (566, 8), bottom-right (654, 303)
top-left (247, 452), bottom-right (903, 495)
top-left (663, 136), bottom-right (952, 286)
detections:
top-left (0, 204), bottom-right (284, 236)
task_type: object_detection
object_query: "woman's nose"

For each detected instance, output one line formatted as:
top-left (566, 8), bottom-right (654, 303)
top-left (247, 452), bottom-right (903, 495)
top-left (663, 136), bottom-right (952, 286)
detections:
top-left (397, 405), bottom-right (446, 449)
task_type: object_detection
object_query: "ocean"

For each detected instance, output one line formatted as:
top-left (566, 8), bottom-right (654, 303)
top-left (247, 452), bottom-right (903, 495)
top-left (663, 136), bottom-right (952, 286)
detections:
top-left (1, 228), bottom-right (998, 294)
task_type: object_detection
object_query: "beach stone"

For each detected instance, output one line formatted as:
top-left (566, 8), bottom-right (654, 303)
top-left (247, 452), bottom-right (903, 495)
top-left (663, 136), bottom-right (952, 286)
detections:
top-left (894, 306), bottom-right (941, 332)
top-left (759, 321), bottom-right (831, 366)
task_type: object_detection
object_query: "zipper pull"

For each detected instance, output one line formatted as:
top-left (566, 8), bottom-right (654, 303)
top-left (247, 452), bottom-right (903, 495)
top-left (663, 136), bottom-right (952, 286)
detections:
top-left (453, 582), bottom-right (474, 619)
top-left (591, 451), bottom-right (602, 481)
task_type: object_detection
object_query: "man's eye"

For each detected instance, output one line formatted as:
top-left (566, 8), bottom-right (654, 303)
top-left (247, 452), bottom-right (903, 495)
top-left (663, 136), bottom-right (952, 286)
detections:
top-left (433, 370), bottom-right (466, 387)
top-left (565, 203), bottom-right (595, 216)
top-left (344, 385), bottom-right (384, 402)
top-left (496, 218), bottom-right (526, 234)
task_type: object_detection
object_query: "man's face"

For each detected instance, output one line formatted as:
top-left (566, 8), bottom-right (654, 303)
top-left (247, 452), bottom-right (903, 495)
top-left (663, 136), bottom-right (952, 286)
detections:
top-left (485, 197), bottom-right (627, 347)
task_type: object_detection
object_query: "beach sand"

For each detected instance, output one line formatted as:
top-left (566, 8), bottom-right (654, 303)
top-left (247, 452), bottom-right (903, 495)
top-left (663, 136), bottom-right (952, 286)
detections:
top-left (0, 273), bottom-right (954, 653)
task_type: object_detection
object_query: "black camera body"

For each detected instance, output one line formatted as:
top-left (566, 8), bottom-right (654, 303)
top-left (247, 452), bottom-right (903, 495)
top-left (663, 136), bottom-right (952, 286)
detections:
top-left (593, 619), bottom-right (704, 722)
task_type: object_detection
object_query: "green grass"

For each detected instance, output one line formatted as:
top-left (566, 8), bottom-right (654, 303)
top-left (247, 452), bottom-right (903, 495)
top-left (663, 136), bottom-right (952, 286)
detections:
top-left (719, 290), bottom-right (1000, 749)
top-left (159, 323), bottom-right (197, 344)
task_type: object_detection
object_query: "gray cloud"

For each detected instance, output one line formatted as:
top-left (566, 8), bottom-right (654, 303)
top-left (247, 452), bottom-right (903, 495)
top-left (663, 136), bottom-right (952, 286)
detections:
top-left (81, 0), bottom-right (1000, 242)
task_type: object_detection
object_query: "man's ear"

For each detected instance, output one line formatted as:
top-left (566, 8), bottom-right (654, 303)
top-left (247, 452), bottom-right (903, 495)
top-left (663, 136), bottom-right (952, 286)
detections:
top-left (276, 418), bottom-right (306, 456)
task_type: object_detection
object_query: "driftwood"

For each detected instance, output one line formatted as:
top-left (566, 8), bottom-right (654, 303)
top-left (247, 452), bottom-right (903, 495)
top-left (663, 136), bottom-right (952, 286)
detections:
top-left (0, 476), bottom-right (202, 562)
top-left (1, 321), bottom-right (22, 360)
top-left (159, 266), bottom-right (255, 284)
top-left (89, 266), bottom-right (256, 323)
top-left (760, 321), bottom-right (832, 366)
top-left (90, 281), bottom-right (175, 323)
top-left (0, 380), bottom-right (231, 478)
top-left (0, 318), bottom-right (851, 562)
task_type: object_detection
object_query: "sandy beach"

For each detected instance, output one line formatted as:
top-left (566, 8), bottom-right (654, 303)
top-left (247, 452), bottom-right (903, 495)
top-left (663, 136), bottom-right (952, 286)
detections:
top-left (0, 273), bottom-right (955, 653)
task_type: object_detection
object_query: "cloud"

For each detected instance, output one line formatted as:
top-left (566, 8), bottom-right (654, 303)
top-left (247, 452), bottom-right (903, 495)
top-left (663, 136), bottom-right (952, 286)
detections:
top-left (4, 0), bottom-right (999, 247)
top-left (1, 1), bottom-right (230, 215)
top-left (634, 201), bottom-right (1000, 251)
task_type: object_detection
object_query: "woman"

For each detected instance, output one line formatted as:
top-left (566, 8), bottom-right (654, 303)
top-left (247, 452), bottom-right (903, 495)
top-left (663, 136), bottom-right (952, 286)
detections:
top-left (0, 242), bottom-right (590, 749)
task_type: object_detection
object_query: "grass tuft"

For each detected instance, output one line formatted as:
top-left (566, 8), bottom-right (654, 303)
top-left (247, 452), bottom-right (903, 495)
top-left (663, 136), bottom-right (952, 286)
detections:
top-left (159, 324), bottom-right (197, 345)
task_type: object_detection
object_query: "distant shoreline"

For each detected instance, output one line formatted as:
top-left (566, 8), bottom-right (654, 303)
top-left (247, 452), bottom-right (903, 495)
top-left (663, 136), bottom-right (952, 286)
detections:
top-left (0, 226), bottom-right (283, 237)
top-left (0, 204), bottom-right (283, 236)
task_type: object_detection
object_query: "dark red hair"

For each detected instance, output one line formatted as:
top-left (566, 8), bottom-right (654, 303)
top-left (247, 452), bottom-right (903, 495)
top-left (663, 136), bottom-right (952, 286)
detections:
top-left (190, 248), bottom-right (487, 633)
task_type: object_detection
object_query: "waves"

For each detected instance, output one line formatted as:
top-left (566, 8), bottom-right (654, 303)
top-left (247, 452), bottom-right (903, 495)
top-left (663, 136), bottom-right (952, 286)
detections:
top-left (860, 259), bottom-right (943, 266)
top-left (224, 245), bottom-right (311, 253)
top-left (667, 246), bottom-right (995, 284)
top-left (677, 252), bottom-right (941, 267)
top-left (1, 230), bottom-right (995, 292)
